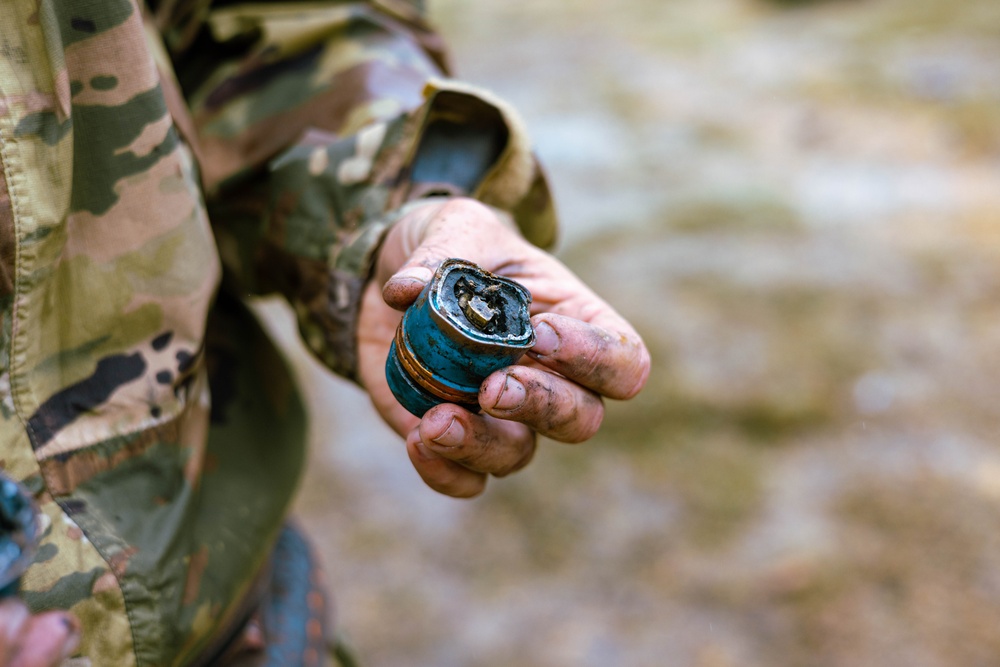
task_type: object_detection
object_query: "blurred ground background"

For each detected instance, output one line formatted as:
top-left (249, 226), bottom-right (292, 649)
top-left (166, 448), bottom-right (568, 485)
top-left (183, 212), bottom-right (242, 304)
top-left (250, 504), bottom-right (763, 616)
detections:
top-left (264, 0), bottom-right (1000, 664)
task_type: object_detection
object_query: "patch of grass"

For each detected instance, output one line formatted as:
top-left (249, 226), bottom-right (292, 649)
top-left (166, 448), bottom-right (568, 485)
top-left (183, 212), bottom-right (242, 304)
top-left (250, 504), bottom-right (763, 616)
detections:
top-left (788, 474), bottom-right (1000, 664)
top-left (661, 198), bottom-right (803, 235)
top-left (454, 476), bottom-right (588, 576)
top-left (695, 120), bottom-right (746, 148)
top-left (580, 262), bottom-right (882, 449)
top-left (675, 474), bottom-right (1000, 665)
top-left (835, 474), bottom-right (1000, 583)
top-left (595, 383), bottom-right (769, 550)
top-left (946, 100), bottom-right (1000, 159)
top-left (668, 434), bottom-right (766, 549)
top-left (759, 0), bottom-right (845, 7)
top-left (591, 402), bottom-right (766, 550)
top-left (598, 381), bottom-right (835, 453)
top-left (559, 228), bottom-right (636, 271)
top-left (856, 0), bottom-right (1000, 42)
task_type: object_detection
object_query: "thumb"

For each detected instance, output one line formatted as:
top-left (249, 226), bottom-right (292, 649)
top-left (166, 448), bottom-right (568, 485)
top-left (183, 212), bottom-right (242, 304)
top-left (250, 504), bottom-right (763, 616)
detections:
top-left (379, 198), bottom-right (512, 310)
top-left (380, 264), bottom-right (435, 311)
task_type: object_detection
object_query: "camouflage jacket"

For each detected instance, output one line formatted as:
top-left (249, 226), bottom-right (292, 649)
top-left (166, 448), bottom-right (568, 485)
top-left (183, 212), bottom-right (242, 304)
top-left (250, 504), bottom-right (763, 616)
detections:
top-left (0, 0), bottom-right (556, 664)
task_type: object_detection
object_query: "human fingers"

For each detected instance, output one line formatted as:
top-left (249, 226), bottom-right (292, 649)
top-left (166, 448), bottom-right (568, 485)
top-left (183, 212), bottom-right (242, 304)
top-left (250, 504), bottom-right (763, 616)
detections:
top-left (0, 599), bottom-right (30, 663)
top-left (528, 312), bottom-right (650, 401)
top-left (377, 198), bottom-right (521, 310)
top-left (372, 388), bottom-right (421, 438)
top-left (364, 353), bottom-right (420, 438)
top-left (9, 610), bottom-right (80, 667)
top-left (479, 366), bottom-right (605, 444)
top-left (357, 282), bottom-right (420, 436)
top-left (416, 404), bottom-right (536, 477)
top-left (405, 428), bottom-right (487, 498)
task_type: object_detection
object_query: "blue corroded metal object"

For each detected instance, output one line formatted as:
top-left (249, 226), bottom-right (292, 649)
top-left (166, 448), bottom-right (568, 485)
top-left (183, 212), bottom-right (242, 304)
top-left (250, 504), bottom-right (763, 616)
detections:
top-left (386, 258), bottom-right (535, 417)
top-left (0, 475), bottom-right (39, 598)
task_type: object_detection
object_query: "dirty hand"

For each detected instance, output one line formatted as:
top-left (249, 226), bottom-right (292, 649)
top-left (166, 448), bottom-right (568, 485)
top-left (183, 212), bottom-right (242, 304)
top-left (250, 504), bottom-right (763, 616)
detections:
top-left (0, 600), bottom-right (79, 666)
top-left (358, 198), bottom-right (651, 497)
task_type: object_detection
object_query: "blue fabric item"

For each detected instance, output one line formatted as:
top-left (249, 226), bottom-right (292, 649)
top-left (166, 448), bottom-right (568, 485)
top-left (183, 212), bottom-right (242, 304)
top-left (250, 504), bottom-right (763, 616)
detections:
top-left (261, 524), bottom-right (329, 667)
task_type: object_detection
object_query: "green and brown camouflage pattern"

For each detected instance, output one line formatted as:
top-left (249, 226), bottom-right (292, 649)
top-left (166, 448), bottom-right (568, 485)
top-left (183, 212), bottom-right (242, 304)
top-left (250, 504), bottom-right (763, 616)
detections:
top-left (0, 0), bottom-right (556, 664)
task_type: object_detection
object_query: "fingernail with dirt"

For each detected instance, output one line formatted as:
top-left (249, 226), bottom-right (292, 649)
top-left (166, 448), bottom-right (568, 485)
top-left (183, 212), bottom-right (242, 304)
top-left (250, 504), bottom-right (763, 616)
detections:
top-left (393, 266), bottom-right (433, 286)
top-left (492, 375), bottom-right (526, 411)
top-left (531, 321), bottom-right (559, 357)
top-left (431, 417), bottom-right (465, 447)
top-left (0, 600), bottom-right (28, 643)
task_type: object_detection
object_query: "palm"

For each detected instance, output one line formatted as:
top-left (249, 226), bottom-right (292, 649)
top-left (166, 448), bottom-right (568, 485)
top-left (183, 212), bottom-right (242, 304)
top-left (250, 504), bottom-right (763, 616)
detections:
top-left (357, 280), bottom-right (421, 436)
top-left (355, 198), bottom-right (649, 497)
top-left (356, 212), bottom-right (569, 437)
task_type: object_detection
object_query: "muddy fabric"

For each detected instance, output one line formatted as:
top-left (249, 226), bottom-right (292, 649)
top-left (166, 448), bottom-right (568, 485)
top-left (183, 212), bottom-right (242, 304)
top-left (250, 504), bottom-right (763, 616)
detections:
top-left (0, 1), bottom-right (556, 665)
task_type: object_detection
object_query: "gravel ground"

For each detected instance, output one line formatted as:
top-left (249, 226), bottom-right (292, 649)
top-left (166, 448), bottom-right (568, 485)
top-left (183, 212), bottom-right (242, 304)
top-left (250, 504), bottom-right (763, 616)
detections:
top-left (262, 0), bottom-right (1000, 664)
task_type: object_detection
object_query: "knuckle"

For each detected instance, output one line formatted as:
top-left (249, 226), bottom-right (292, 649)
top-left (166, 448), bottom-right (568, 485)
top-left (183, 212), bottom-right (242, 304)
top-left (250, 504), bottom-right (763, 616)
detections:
top-left (493, 434), bottom-right (537, 478)
top-left (550, 403), bottom-right (583, 441)
top-left (559, 325), bottom-right (614, 385)
top-left (585, 399), bottom-right (606, 437)
top-left (437, 197), bottom-right (493, 225)
top-left (416, 240), bottom-right (453, 268)
top-left (444, 450), bottom-right (477, 468)
top-left (522, 377), bottom-right (561, 423)
top-left (615, 343), bottom-right (652, 401)
top-left (577, 300), bottom-right (605, 321)
top-left (582, 330), bottom-right (612, 375)
top-left (447, 436), bottom-right (491, 468)
top-left (555, 392), bottom-right (604, 443)
top-left (599, 337), bottom-right (651, 401)
top-left (538, 389), bottom-right (578, 442)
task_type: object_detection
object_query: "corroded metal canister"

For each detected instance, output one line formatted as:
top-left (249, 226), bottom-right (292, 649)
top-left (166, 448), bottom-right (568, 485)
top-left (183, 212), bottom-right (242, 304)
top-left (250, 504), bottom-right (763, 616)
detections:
top-left (386, 258), bottom-right (535, 417)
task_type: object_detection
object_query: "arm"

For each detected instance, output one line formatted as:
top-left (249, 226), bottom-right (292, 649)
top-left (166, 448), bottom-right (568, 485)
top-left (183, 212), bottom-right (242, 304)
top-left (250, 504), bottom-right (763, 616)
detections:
top-left (152, 0), bottom-right (556, 379)
top-left (154, 0), bottom-right (649, 496)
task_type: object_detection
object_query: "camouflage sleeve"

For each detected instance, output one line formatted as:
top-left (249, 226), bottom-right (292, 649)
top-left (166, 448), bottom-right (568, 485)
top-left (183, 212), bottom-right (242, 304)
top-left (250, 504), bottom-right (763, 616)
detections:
top-left (150, 0), bottom-right (557, 382)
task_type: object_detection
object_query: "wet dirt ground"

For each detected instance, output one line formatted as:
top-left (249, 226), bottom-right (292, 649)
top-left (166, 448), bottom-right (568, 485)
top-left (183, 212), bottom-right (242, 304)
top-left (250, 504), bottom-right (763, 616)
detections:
top-left (266, 0), bottom-right (1000, 664)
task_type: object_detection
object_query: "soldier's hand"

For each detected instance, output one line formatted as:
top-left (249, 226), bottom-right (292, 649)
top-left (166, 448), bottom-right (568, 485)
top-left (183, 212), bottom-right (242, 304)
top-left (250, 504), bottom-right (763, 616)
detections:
top-left (0, 600), bottom-right (79, 666)
top-left (358, 198), bottom-right (650, 497)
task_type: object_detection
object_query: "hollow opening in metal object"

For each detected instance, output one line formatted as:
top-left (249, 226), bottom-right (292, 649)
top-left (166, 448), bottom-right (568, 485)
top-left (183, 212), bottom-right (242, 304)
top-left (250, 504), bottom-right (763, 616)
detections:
top-left (437, 263), bottom-right (532, 342)
top-left (454, 276), bottom-right (508, 334)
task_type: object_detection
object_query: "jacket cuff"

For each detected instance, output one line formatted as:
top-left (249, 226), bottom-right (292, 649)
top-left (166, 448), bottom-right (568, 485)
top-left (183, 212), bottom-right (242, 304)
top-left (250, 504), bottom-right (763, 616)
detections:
top-left (261, 81), bottom-right (558, 381)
